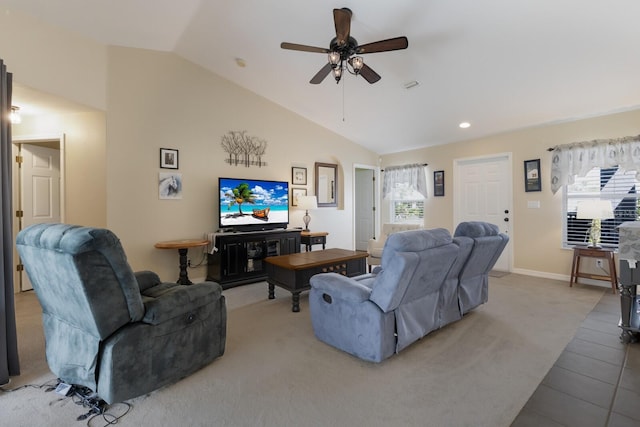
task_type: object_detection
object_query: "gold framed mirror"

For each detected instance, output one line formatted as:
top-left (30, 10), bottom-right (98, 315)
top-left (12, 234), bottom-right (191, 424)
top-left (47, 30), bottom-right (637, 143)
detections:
top-left (315, 162), bottom-right (337, 207)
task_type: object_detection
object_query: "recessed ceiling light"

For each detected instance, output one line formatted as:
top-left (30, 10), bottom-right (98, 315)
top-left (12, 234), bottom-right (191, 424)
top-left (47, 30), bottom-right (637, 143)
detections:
top-left (235, 58), bottom-right (246, 68)
top-left (459, 122), bottom-right (470, 129)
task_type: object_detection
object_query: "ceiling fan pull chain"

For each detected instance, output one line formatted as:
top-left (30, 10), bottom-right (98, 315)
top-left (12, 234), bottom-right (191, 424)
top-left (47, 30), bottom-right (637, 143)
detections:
top-left (342, 76), bottom-right (346, 122)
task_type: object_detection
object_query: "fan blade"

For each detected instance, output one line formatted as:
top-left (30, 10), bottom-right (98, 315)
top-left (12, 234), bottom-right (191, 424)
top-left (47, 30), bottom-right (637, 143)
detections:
top-left (358, 64), bottom-right (381, 84)
top-left (333, 8), bottom-right (352, 46)
top-left (310, 63), bottom-right (333, 84)
top-left (356, 36), bottom-right (408, 54)
top-left (281, 42), bottom-right (329, 54)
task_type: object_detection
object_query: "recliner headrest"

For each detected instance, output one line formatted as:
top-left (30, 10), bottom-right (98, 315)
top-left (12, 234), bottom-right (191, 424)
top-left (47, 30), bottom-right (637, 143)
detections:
top-left (453, 221), bottom-right (500, 238)
top-left (385, 228), bottom-right (452, 252)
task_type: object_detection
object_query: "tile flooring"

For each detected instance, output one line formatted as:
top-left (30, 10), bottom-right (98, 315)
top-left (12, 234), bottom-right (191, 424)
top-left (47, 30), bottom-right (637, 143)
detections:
top-left (511, 291), bottom-right (640, 427)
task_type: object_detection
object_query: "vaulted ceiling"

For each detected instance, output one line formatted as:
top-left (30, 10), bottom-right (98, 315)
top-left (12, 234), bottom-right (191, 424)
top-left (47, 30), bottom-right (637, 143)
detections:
top-left (5, 0), bottom-right (640, 154)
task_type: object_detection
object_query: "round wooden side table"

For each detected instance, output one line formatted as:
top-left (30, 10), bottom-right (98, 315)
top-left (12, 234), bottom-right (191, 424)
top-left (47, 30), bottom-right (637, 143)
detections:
top-left (154, 239), bottom-right (209, 285)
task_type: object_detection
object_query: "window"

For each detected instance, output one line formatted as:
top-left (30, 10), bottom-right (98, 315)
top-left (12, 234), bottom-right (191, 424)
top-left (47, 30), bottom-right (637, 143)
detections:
top-left (389, 182), bottom-right (425, 224)
top-left (564, 166), bottom-right (639, 248)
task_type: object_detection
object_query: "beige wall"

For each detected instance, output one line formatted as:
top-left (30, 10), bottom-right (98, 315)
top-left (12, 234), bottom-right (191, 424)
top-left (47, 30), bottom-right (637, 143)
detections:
top-left (381, 108), bottom-right (640, 279)
top-left (105, 46), bottom-right (377, 280)
top-left (3, 14), bottom-right (377, 283)
top-left (12, 112), bottom-right (107, 227)
top-left (0, 9), bottom-right (107, 111)
top-left (6, 10), bottom-right (640, 284)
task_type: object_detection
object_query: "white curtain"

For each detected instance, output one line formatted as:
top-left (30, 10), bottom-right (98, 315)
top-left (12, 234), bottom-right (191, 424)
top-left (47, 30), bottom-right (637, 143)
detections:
top-left (550, 135), bottom-right (640, 194)
top-left (382, 163), bottom-right (428, 199)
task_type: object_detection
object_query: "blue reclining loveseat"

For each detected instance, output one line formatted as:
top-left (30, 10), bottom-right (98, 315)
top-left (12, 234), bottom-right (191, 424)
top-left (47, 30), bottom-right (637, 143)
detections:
top-left (309, 222), bottom-right (508, 362)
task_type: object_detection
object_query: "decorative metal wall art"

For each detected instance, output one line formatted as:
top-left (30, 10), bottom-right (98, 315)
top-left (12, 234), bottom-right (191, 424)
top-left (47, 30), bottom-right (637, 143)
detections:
top-left (220, 130), bottom-right (268, 167)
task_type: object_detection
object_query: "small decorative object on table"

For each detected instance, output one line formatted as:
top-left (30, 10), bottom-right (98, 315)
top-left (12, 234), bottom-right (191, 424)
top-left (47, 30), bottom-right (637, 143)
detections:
top-left (297, 195), bottom-right (318, 231)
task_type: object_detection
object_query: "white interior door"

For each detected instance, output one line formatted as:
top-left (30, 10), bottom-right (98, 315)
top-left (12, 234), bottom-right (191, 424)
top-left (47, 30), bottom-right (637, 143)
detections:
top-left (354, 167), bottom-right (376, 251)
top-left (19, 144), bottom-right (62, 291)
top-left (454, 153), bottom-right (512, 271)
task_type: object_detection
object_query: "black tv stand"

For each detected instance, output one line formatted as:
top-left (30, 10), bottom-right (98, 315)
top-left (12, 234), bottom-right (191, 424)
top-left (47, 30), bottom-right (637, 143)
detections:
top-left (206, 229), bottom-right (301, 289)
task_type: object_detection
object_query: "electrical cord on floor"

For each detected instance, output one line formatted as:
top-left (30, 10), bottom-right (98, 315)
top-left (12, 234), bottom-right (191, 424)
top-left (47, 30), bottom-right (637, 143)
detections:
top-left (67, 384), bottom-right (132, 426)
top-left (0, 377), bottom-right (59, 393)
top-left (1, 377), bottom-right (132, 425)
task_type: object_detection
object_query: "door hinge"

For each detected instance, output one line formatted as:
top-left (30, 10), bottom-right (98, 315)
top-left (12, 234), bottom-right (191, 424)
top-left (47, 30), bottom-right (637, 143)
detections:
top-left (16, 210), bottom-right (23, 218)
top-left (16, 264), bottom-right (24, 272)
top-left (15, 155), bottom-right (23, 164)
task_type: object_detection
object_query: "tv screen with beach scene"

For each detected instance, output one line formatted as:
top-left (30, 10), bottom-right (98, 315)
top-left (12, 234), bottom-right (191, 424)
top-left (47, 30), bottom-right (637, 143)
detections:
top-left (218, 177), bottom-right (289, 231)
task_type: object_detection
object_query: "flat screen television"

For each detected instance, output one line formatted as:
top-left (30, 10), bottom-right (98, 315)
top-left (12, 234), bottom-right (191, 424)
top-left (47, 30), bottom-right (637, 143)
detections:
top-left (218, 177), bottom-right (289, 232)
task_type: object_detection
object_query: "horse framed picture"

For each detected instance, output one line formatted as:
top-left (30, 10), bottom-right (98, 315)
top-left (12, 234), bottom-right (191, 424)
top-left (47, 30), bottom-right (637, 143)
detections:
top-left (159, 172), bottom-right (182, 199)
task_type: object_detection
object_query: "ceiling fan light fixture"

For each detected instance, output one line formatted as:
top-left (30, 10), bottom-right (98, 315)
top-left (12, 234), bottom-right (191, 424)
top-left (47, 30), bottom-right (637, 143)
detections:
top-left (333, 67), bottom-right (343, 83)
top-left (351, 56), bottom-right (364, 73)
top-left (328, 51), bottom-right (340, 67)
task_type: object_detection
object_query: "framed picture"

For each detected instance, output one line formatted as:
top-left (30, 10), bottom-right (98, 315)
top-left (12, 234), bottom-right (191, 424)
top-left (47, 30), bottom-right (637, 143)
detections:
top-left (292, 166), bottom-right (307, 185)
top-left (160, 148), bottom-right (179, 169)
top-left (524, 159), bottom-right (541, 192)
top-left (159, 172), bottom-right (182, 199)
top-left (291, 188), bottom-right (307, 206)
top-left (434, 170), bottom-right (445, 197)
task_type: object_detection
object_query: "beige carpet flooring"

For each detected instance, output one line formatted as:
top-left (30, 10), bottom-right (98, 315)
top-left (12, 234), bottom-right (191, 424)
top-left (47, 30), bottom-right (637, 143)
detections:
top-left (1, 274), bottom-right (605, 427)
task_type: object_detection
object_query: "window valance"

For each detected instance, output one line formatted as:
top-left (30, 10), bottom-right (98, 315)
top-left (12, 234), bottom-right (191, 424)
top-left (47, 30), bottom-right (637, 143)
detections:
top-left (382, 163), bottom-right (428, 199)
top-left (549, 135), bottom-right (640, 194)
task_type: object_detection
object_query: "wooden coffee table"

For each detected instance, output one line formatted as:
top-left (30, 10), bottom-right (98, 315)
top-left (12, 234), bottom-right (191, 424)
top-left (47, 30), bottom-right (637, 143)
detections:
top-left (264, 248), bottom-right (368, 312)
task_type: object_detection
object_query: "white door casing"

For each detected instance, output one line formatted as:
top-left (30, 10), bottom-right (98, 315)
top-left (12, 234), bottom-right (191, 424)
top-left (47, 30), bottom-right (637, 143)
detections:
top-left (13, 138), bottom-right (64, 292)
top-left (454, 153), bottom-right (512, 271)
top-left (353, 164), bottom-right (379, 251)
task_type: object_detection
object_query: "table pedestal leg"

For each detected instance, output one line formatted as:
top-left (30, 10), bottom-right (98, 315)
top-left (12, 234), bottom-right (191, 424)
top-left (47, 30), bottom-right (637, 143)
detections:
top-left (177, 248), bottom-right (192, 285)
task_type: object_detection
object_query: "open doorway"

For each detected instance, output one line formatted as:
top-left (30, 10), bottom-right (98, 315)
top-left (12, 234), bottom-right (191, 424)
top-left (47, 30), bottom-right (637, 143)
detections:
top-left (12, 135), bottom-right (65, 291)
top-left (353, 164), bottom-right (379, 251)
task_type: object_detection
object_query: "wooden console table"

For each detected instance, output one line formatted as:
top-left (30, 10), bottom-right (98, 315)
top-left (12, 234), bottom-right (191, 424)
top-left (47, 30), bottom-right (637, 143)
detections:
top-left (570, 246), bottom-right (617, 294)
top-left (155, 239), bottom-right (209, 285)
top-left (300, 231), bottom-right (328, 251)
top-left (264, 248), bottom-right (367, 312)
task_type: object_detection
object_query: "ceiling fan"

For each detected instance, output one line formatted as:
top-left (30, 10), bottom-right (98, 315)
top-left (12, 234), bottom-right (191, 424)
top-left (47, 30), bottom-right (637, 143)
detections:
top-left (280, 7), bottom-right (408, 84)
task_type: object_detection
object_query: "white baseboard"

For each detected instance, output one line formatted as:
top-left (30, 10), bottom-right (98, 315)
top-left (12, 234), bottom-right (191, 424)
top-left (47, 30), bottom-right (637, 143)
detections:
top-left (511, 268), bottom-right (616, 290)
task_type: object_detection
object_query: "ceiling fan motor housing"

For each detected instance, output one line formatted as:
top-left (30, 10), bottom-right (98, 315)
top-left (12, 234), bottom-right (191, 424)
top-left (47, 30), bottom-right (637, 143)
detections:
top-left (329, 36), bottom-right (359, 61)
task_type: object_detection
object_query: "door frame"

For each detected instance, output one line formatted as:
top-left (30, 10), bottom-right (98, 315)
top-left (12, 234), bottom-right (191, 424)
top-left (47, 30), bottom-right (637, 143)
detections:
top-left (352, 163), bottom-right (380, 250)
top-left (453, 152), bottom-right (513, 272)
top-left (12, 134), bottom-right (66, 292)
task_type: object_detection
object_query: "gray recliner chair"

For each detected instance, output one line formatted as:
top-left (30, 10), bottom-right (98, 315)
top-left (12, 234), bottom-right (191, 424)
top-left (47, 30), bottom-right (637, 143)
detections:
top-left (16, 223), bottom-right (227, 404)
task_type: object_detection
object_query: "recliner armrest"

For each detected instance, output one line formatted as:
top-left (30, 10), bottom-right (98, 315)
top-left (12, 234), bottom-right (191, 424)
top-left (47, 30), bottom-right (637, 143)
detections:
top-left (142, 281), bottom-right (223, 325)
top-left (135, 270), bottom-right (161, 292)
top-left (310, 273), bottom-right (372, 303)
